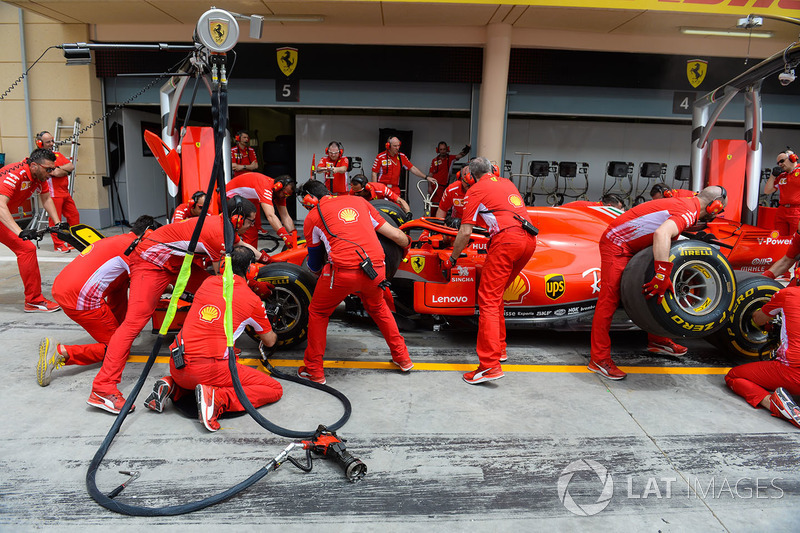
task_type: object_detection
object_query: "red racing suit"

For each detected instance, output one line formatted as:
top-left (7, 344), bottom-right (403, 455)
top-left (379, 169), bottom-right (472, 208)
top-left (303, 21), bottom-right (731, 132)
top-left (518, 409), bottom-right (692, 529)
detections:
top-left (92, 216), bottom-right (233, 396)
top-left (461, 175), bottom-right (537, 369)
top-left (351, 182), bottom-right (403, 208)
top-left (48, 151), bottom-right (80, 248)
top-left (0, 160), bottom-right (51, 303)
top-left (773, 167), bottom-right (800, 235)
top-left (169, 275), bottom-right (282, 413)
top-left (318, 155), bottom-right (350, 194)
top-left (429, 154), bottom-right (457, 203)
top-left (52, 232), bottom-right (137, 365)
top-left (372, 151), bottom-right (413, 189)
top-left (725, 286), bottom-right (800, 407)
top-left (438, 181), bottom-right (467, 218)
top-left (590, 197), bottom-right (702, 363)
top-left (231, 145), bottom-right (258, 177)
top-left (225, 172), bottom-right (285, 247)
top-left (302, 195), bottom-right (409, 377)
top-left (171, 202), bottom-right (192, 223)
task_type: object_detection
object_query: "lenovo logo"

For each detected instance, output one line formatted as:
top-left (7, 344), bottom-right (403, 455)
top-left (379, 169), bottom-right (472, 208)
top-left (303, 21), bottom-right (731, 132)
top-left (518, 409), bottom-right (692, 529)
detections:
top-left (432, 295), bottom-right (468, 303)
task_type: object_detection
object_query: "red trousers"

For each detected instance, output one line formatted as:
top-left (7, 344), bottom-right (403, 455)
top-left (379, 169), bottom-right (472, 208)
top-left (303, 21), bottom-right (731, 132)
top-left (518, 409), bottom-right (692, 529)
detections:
top-left (170, 358), bottom-right (282, 414)
top-left (92, 257), bottom-right (209, 395)
top-left (590, 241), bottom-right (631, 363)
top-left (61, 292), bottom-right (126, 365)
top-left (476, 228), bottom-right (537, 368)
top-left (725, 360), bottom-right (800, 408)
top-left (303, 264), bottom-right (408, 376)
top-left (0, 220), bottom-right (43, 302)
top-left (49, 195), bottom-right (80, 247)
top-left (775, 205), bottom-right (800, 236)
top-left (431, 181), bottom-right (446, 204)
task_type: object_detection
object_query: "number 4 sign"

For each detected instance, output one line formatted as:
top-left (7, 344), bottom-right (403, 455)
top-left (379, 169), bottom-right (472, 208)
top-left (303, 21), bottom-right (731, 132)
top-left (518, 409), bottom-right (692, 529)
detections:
top-left (673, 91), bottom-right (696, 115)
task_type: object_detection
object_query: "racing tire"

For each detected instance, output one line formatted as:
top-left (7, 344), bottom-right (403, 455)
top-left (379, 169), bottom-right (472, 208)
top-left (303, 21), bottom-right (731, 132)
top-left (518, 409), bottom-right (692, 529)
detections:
top-left (620, 241), bottom-right (736, 338)
top-left (370, 200), bottom-right (406, 279)
top-left (246, 262), bottom-right (316, 348)
top-left (370, 199), bottom-right (406, 227)
top-left (705, 272), bottom-right (783, 358)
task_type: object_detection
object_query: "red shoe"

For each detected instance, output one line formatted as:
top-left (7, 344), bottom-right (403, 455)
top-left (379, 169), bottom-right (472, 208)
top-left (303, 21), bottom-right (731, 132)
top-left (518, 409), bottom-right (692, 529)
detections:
top-left (588, 359), bottom-right (627, 380)
top-left (87, 391), bottom-right (134, 414)
top-left (647, 338), bottom-right (688, 356)
top-left (25, 299), bottom-right (61, 313)
top-left (54, 243), bottom-right (71, 253)
top-left (463, 366), bottom-right (504, 384)
top-left (297, 365), bottom-right (326, 385)
top-left (144, 376), bottom-right (175, 413)
top-left (769, 388), bottom-right (800, 429)
top-left (391, 354), bottom-right (414, 372)
top-left (196, 384), bottom-right (222, 432)
top-left (499, 349), bottom-right (508, 363)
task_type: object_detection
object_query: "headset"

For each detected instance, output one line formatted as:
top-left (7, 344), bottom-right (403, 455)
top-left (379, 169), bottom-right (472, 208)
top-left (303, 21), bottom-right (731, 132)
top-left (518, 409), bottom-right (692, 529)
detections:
top-left (273, 175), bottom-right (295, 194)
top-left (326, 141), bottom-right (344, 157)
top-left (650, 183), bottom-right (672, 198)
top-left (188, 190), bottom-right (205, 210)
top-left (491, 163), bottom-right (500, 177)
top-left (437, 141), bottom-right (450, 153)
top-left (230, 195), bottom-right (245, 230)
top-left (301, 194), bottom-right (319, 210)
top-left (460, 167), bottom-right (476, 187)
top-left (235, 130), bottom-right (248, 144)
top-left (786, 149), bottom-right (798, 163)
top-left (385, 138), bottom-right (400, 151)
top-left (350, 174), bottom-right (369, 190)
top-left (35, 131), bottom-right (48, 149)
top-left (706, 186), bottom-right (727, 216)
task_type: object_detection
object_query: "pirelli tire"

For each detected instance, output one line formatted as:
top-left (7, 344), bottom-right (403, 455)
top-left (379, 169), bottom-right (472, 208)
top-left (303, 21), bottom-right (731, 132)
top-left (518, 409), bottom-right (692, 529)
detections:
top-left (246, 262), bottom-right (316, 348)
top-left (370, 199), bottom-right (406, 279)
top-left (706, 271), bottom-right (783, 358)
top-left (370, 199), bottom-right (406, 228)
top-left (620, 241), bottom-right (736, 338)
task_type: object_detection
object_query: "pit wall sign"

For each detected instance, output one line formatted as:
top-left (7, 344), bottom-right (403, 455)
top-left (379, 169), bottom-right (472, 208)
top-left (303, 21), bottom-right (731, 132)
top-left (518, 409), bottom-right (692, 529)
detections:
top-left (363, 0), bottom-right (800, 17)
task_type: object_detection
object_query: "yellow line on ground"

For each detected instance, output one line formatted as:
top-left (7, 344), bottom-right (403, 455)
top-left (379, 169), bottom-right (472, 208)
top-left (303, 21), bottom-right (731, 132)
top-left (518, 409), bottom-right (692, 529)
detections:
top-left (127, 355), bottom-right (731, 375)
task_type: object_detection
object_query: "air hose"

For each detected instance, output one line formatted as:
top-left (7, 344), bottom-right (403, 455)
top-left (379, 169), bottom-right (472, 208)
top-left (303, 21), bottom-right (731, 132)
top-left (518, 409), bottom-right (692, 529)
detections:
top-left (86, 60), bottom-right (352, 517)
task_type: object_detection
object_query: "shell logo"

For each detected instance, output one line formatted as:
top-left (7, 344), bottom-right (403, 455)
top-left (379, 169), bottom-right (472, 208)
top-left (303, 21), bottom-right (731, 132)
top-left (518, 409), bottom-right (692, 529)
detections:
top-left (199, 304), bottom-right (221, 323)
top-left (503, 273), bottom-right (530, 304)
top-left (338, 207), bottom-right (359, 223)
top-left (80, 244), bottom-right (94, 256)
top-left (21, 181), bottom-right (30, 191)
top-left (508, 194), bottom-right (523, 208)
top-left (770, 230), bottom-right (779, 238)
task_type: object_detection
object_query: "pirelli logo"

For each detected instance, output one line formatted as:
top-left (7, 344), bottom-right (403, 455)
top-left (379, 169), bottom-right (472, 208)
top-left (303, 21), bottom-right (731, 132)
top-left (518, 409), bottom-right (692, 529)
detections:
top-left (680, 248), bottom-right (712, 256)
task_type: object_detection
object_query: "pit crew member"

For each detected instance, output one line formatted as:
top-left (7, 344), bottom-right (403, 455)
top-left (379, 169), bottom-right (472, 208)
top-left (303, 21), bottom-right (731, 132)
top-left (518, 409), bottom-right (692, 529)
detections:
top-left (764, 150), bottom-right (800, 236)
top-left (589, 186), bottom-right (728, 380)
top-left (0, 148), bottom-right (62, 312)
top-left (371, 136), bottom-right (433, 193)
top-left (297, 179), bottom-right (413, 384)
top-left (349, 174), bottom-right (411, 216)
top-left (87, 196), bottom-right (259, 414)
top-left (435, 167), bottom-right (470, 223)
top-left (171, 191), bottom-right (206, 223)
top-left (448, 157), bottom-right (537, 385)
top-left (37, 215), bottom-right (157, 386)
top-left (225, 172), bottom-right (296, 249)
top-left (650, 183), bottom-right (695, 200)
top-left (231, 130), bottom-right (258, 176)
top-left (37, 131), bottom-right (78, 252)
top-left (143, 247), bottom-right (282, 432)
top-left (763, 223), bottom-right (800, 280)
top-left (429, 141), bottom-right (469, 204)
top-left (724, 276), bottom-right (800, 429)
top-left (315, 141), bottom-right (349, 194)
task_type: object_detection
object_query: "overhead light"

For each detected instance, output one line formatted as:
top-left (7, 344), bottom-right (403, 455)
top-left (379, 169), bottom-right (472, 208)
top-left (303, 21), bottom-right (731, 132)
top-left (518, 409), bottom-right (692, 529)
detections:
top-left (62, 44), bottom-right (92, 65)
top-left (680, 27), bottom-right (773, 38)
top-left (262, 15), bottom-right (324, 23)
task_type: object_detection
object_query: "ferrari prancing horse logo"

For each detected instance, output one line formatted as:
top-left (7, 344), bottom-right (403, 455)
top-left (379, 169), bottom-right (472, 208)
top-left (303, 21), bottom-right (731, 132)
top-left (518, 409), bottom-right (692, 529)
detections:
top-left (209, 19), bottom-right (228, 46)
top-left (277, 47), bottom-right (298, 77)
top-left (687, 59), bottom-right (707, 88)
top-left (411, 255), bottom-right (425, 274)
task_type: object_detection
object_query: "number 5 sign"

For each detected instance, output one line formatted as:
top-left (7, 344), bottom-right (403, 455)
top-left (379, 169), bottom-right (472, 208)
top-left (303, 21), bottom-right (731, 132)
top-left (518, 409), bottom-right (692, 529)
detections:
top-left (276, 79), bottom-right (300, 102)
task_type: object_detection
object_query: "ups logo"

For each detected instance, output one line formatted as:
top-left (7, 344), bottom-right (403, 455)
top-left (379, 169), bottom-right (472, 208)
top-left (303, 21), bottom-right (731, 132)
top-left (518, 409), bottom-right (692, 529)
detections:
top-left (545, 273), bottom-right (565, 301)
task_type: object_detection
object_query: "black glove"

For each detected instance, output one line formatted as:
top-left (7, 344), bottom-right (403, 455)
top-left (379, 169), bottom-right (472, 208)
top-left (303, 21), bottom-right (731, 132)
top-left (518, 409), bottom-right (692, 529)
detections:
top-left (442, 256), bottom-right (456, 281)
top-left (462, 145), bottom-right (471, 154)
top-left (18, 228), bottom-right (38, 241)
top-left (57, 221), bottom-right (70, 231)
top-left (772, 166), bottom-right (782, 177)
top-left (404, 211), bottom-right (413, 222)
top-left (444, 216), bottom-right (461, 229)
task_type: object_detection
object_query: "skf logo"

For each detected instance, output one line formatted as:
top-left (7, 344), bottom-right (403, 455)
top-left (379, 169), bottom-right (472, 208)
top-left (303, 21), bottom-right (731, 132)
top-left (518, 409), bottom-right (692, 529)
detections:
top-left (503, 273), bottom-right (530, 304)
top-left (199, 304), bottom-right (221, 323)
top-left (411, 255), bottom-right (425, 274)
top-left (277, 47), bottom-right (298, 77)
top-left (508, 194), bottom-right (523, 208)
top-left (687, 59), bottom-right (707, 88)
top-left (338, 207), bottom-right (358, 223)
top-left (209, 19), bottom-right (228, 46)
top-left (545, 273), bottom-right (565, 301)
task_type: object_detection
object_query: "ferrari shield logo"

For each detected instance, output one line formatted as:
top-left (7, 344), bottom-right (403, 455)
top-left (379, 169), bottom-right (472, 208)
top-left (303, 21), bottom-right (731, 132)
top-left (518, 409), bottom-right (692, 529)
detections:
top-left (687, 59), bottom-right (707, 88)
top-left (209, 19), bottom-right (228, 46)
top-left (411, 255), bottom-right (425, 274)
top-left (545, 273), bottom-right (565, 301)
top-left (277, 47), bottom-right (298, 77)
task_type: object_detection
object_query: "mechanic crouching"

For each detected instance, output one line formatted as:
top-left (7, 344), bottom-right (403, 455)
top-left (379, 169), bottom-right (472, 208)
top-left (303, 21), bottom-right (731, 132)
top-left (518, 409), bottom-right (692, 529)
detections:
top-left (143, 247), bottom-right (283, 432)
top-left (724, 275), bottom-right (800, 429)
top-left (589, 186), bottom-right (728, 380)
top-left (298, 180), bottom-right (414, 384)
top-left (448, 157), bottom-right (537, 385)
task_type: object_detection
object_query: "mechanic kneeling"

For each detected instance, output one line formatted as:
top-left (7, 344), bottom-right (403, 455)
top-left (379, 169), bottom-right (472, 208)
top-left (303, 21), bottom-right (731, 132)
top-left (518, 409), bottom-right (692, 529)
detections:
top-left (144, 247), bottom-right (282, 432)
top-left (724, 275), bottom-right (800, 429)
top-left (448, 156), bottom-right (537, 385)
top-left (298, 179), bottom-right (414, 384)
top-left (589, 186), bottom-right (728, 380)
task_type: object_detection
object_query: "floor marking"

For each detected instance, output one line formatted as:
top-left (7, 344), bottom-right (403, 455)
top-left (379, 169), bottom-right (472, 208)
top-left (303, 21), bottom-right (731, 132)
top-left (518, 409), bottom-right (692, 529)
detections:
top-left (127, 355), bottom-right (731, 375)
